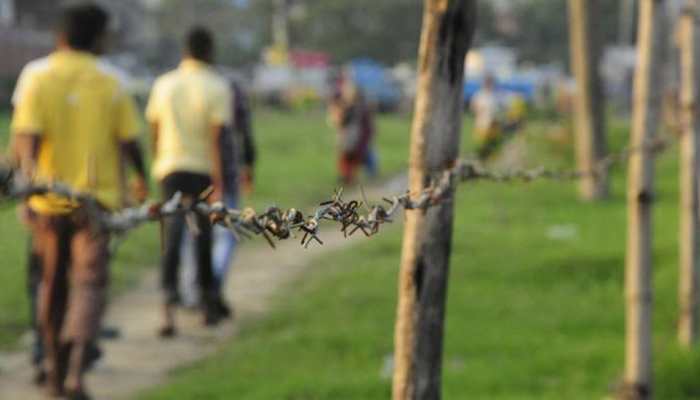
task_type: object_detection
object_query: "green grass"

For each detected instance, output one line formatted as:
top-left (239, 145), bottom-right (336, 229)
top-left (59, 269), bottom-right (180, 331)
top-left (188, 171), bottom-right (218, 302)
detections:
top-left (246, 109), bottom-right (413, 209)
top-left (140, 119), bottom-right (700, 399)
top-left (0, 108), bottom-right (414, 349)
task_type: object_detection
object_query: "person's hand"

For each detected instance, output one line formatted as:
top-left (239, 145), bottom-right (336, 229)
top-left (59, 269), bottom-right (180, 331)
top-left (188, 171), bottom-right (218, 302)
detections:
top-left (130, 176), bottom-right (149, 204)
top-left (241, 166), bottom-right (254, 196)
top-left (209, 180), bottom-right (224, 204)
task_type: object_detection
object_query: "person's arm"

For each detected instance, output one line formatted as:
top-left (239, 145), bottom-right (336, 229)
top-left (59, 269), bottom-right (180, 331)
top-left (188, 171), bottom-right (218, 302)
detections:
top-left (210, 124), bottom-right (225, 203)
top-left (208, 82), bottom-right (232, 203)
top-left (120, 140), bottom-right (148, 203)
top-left (145, 79), bottom-right (162, 165)
top-left (10, 70), bottom-right (44, 180)
top-left (117, 88), bottom-right (149, 203)
top-left (149, 122), bottom-right (159, 160)
top-left (234, 86), bottom-right (255, 194)
top-left (11, 134), bottom-right (41, 180)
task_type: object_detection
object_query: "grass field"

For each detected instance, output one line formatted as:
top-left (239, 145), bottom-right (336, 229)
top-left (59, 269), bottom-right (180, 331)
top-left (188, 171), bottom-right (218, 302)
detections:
top-left (0, 108), bottom-right (416, 349)
top-left (139, 119), bottom-right (700, 399)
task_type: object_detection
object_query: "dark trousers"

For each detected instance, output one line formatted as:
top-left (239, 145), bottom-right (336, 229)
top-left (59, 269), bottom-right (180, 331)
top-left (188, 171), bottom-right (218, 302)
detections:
top-left (160, 172), bottom-right (214, 305)
top-left (27, 238), bottom-right (43, 366)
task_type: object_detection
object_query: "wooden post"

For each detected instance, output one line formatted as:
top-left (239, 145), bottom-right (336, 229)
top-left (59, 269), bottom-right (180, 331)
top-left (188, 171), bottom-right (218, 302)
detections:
top-left (678, 1), bottom-right (700, 347)
top-left (391, 1), bottom-right (476, 399)
top-left (568, 0), bottom-right (609, 200)
top-left (622, 0), bottom-right (667, 399)
top-left (620, 0), bottom-right (637, 46)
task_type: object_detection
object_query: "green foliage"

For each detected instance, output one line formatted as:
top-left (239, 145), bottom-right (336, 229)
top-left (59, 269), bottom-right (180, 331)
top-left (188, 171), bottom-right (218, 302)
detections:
top-left (477, 0), bottom-right (622, 66)
top-left (288, 0), bottom-right (422, 64)
top-left (134, 1), bottom-right (624, 68)
top-left (144, 0), bottom-right (271, 68)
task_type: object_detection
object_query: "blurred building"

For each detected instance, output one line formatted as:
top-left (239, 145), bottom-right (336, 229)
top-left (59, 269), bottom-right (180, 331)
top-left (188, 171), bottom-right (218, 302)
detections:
top-left (0, 0), bottom-right (52, 105)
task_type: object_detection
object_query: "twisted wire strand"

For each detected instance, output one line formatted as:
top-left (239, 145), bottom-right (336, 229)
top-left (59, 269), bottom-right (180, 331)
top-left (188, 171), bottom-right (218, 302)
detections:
top-left (0, 134), bottom-right (675, 248)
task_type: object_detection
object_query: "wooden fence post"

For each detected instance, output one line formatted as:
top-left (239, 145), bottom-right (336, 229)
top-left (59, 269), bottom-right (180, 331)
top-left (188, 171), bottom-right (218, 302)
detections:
top-left (568, 0), bottom-right (609, 200)
top-left (391, 1), bottom-right (476, 399)
top-left (678, 1), bottom-right (700, 347)
top-left (622, 0), bottom-right (667, 399)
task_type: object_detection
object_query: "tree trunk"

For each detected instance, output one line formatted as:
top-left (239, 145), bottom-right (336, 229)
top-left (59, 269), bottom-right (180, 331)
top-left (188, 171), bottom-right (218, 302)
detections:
top-left (391, 1), bottom-right (476, 400)
top-left (678, 1), bottom-right (700, 348)
top-left (622, 1), bottom-right (667, 399)
top-left (568, 0), bottom-right (609, 200)
top-left (620, 0), bottom-right (637, 46)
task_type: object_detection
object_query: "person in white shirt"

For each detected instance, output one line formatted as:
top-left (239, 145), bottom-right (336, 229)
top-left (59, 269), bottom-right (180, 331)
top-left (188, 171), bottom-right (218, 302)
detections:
top-left (470, 75), bottom-right (504, 160)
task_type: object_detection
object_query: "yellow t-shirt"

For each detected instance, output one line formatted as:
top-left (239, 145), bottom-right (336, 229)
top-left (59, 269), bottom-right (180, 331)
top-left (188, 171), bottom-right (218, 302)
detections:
top-left (146, 59), bottom-right (232, 181)
top-left (11, 50), bottom-right (140, 214)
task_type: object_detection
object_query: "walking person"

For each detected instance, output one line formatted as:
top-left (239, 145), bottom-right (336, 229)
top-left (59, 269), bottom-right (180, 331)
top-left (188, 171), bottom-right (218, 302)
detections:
top-left (179, 78), bottom-right (256, 316)
top-left (328, 80), bottom-right (376, 184)
top-left (471, 74), bottom-right (505, 160)
top-left (146, 27), bottom-right (232, 336)
top-left (10, 3), bottom-right (148, 398)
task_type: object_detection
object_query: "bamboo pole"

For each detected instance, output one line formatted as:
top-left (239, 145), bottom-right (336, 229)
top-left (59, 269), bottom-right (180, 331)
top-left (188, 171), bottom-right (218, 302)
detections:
top-left (622, 0), bottom-right (667, 399)
top-left (568, 0), bottom-right (609, 200)
top-left (678, 1), bottom-right (700, 347)
top-left (391, 1), bottom-right (476, 399)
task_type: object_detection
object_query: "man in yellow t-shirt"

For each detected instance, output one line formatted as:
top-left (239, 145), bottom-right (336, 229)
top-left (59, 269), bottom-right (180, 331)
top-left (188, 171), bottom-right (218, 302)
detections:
top-left (146, 27), bottom-right (229, 337)
top-left (11, 4), bottom-right (147, 398)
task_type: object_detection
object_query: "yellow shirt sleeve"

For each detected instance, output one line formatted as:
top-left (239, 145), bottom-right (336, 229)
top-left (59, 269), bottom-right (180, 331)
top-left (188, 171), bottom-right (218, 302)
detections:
top-left (116, 90), bottom-right (140, 141)
top-left (208, 83), bottom-right (232, 127)
top-left (11, 74), bottom-right (44, 135)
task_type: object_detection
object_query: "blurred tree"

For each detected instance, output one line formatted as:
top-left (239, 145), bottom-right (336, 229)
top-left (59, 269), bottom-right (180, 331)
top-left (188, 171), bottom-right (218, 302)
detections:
top-left (150, 0), bottom-right (269, 68)
top-left (476, 0), bottom-right (622, 66)
top-left (287, 0), bottom-right (423, 63)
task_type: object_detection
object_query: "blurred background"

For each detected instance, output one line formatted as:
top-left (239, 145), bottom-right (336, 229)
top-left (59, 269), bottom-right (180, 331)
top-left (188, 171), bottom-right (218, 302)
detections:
top-left (0, 0), bottom-right (641, 113)
top-left (3, 1), bottom-right (700, 399)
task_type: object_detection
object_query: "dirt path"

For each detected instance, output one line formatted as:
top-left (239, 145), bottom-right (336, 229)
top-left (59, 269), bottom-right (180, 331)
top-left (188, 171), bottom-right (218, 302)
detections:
top-left (0, 176), bottom-right (407, 400)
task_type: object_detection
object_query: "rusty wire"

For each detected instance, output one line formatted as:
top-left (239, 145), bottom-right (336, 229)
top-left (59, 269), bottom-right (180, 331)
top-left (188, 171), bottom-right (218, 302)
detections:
top-left (0, 134), bottom-right (675, 248)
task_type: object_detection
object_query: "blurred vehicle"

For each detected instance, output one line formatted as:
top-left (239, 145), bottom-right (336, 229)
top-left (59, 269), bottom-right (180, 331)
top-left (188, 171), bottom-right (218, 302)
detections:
top-left (345, 58), bottom-right (402, 112)
top-left (253, 49), bottom-right (330, 109)
top-left (463, 45), bottom-right (561, 108)
top-left (463, 76), bottom-right (537, 105)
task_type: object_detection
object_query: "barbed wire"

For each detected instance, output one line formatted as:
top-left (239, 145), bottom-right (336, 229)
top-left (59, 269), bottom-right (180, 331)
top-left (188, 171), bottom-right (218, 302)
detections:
top-left (456, 135), bottom-right (672, 183)
top-left (0, 133), bottom-right (676, 248)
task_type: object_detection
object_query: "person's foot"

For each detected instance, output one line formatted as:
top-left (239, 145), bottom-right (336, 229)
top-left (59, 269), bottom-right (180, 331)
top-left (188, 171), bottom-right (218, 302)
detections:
top-left (44, 377), bottom-right (64, 398)
top-left (32, 367), bottom-right (46, 386)
top-left (99, 326), bottom-right (121, 340)
top-left (157, 325), bottom-right (177, 339)
top-left (215, 298), bottom-right (234, 320)
top-left (202, 302), bottom-right (222, 327)
top-left (158, 303), bottom-right (177, 338)
top-left (65, 388), bottom-right (92, 400)
top-left (81, 343), bottom-right (102, 372)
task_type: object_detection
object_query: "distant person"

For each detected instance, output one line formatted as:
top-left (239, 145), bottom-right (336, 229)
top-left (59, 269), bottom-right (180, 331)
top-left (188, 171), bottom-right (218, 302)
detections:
top-left (10, 3), bottom-right (147, 398)
top-left (471, 75), bottom-right (504, 160)
top-left (179, 78), bottom-right (256, 316)
top-left (146, 27), bottom-right (231, 337)
top-left (328, 80), bottom-right (377, 184)
top-left (503, 93), bottom-right (528, 134)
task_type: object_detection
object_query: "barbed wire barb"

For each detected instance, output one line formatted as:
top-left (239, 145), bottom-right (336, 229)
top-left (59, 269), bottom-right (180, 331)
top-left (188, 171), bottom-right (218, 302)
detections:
top-left (0, 133), bottom-right (677, 249)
